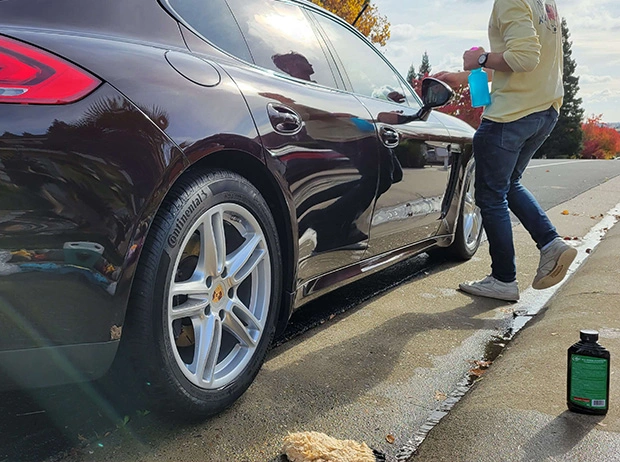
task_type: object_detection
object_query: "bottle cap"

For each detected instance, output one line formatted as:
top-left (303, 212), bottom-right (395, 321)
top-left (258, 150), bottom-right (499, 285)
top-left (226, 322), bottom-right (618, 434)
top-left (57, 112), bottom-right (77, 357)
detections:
top-left (580, 329), bottom-right (599, 342)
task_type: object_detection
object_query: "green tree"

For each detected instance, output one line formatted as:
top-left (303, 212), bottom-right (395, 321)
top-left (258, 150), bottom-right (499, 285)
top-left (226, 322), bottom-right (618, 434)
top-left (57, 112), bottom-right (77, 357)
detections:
top-left (537, 18), bottom-right (584, 159)
top-left (406, 64), bottom-right (416, 85)
top-left (417, 51), bottom-right (432, 79)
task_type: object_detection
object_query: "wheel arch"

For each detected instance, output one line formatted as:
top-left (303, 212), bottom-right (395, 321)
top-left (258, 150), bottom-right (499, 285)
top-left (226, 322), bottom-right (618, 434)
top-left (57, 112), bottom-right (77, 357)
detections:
top-left (436, 143), bottom-right (475, 241)
top-left (178, 150), bottom-right (298, 336)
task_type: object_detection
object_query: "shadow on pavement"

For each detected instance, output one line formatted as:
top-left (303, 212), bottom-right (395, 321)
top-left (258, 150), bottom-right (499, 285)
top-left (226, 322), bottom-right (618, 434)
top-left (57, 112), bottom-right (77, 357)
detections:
top-left (0, 251), bottom-right (475, 462)
top-left (521, 410), bottom-right (605, 461)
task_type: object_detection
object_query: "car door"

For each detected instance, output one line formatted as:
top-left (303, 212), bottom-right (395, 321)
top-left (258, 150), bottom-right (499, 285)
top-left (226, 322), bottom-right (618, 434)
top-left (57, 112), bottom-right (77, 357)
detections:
top-left (165, 0), bottom-right (383, 287)
top-left (308, 10), bottom-right (457, 257)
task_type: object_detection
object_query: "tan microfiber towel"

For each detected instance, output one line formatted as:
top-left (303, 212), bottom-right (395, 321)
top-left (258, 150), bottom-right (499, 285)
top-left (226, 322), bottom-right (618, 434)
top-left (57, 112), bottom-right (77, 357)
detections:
top-left (282, 431), bottom-right (376, 462)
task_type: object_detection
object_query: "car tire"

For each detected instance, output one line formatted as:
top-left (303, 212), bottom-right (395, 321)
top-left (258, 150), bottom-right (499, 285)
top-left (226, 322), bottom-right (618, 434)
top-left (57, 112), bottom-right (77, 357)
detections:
top-left (448, 163), bottom-right (482, 260)
top-left (123, 169), bottom-right (282, 419)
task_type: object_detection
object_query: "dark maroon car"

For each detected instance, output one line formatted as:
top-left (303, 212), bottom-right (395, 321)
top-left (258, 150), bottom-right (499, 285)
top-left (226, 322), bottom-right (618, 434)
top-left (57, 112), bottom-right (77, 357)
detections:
top-left (0, 0), bottom-right (482, 417)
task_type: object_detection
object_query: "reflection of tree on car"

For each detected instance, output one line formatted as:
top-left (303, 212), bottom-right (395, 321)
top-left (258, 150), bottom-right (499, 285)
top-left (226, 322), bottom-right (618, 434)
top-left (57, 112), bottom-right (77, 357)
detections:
top-left (394, 139), bottom-right (427, 169)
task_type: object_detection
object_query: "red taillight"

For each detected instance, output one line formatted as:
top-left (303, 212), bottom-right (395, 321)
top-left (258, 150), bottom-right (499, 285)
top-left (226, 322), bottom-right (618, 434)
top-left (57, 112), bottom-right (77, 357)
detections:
top-left (0, 35), bottom-right (100, 105)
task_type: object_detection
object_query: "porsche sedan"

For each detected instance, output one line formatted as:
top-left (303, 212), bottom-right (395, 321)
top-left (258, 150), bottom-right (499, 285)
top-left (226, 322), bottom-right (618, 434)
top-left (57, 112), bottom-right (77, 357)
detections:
top-left (0, 0), bottom-right (482, 418)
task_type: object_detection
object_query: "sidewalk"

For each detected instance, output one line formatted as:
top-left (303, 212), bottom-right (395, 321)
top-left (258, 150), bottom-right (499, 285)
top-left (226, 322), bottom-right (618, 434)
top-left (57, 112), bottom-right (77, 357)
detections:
top-left (412, 223), bottom-right (620, 461)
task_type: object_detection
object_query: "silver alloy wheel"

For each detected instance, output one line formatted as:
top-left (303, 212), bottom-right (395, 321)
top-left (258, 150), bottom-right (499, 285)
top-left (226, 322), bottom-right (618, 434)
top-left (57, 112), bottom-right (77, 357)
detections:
top-left (167, 202), bottom-right (271, 390)
top-left (461, 170), bottom-right (483, 251)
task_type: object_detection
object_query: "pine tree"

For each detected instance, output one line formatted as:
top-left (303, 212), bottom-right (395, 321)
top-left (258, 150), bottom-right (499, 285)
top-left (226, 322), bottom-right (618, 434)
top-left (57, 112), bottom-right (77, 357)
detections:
top-left (417, 51), bottom-right (431, 79)
top-left (537, 18), bottom-right (584, 159)
top-left (406, 64), bottom-right (416, 85)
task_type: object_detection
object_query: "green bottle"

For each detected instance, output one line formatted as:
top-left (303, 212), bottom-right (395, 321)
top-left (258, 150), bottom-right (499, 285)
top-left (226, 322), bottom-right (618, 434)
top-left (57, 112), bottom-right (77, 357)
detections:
top-left (567, 330), bottom-right (610, 415)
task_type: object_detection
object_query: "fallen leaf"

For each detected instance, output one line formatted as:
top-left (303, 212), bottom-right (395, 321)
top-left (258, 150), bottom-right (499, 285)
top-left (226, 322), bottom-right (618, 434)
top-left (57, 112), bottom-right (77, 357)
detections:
top-left (561, 210), bottom-right (570, 215)
top-left (551, 332), bottom-right (558, 336)
top-left (546, 170), bottom-right (550, 172)
top-left (386, 434), bottom-right (396, 444)
top-left (434, 390), bottom-right (447, 401)
top-left (586, 248), bottom-right (592, 254)
top-left (469, 368), bottom-right (486, 377)
top-left (474, 360), bottom-right (493, 368)
top-left (598, 422), bottom-right (607, 427)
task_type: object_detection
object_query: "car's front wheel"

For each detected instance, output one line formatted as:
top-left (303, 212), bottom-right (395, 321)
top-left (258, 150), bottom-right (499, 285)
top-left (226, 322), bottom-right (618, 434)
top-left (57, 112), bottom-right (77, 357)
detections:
top-left (124, 169), bottom-right (281, 418)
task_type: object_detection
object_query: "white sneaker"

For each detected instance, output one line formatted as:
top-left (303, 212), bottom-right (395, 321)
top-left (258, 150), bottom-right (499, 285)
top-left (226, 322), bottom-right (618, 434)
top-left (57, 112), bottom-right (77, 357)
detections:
top-left (532, 237), bottom-right (577, 290)
top-left (459, 275), bottom-right (520, 302)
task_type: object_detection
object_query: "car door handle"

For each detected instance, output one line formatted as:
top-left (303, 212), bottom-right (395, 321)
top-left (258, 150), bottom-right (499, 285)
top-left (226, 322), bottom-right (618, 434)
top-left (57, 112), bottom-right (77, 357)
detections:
top-left (267, 103), bottom-right (303, 135)
top-left (379, 125), bottom-right (400, 148)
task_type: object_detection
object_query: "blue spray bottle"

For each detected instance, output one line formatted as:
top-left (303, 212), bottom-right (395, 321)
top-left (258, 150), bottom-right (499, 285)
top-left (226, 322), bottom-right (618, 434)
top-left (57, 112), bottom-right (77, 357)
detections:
top-left (468, 68), bottom-right (491, 108)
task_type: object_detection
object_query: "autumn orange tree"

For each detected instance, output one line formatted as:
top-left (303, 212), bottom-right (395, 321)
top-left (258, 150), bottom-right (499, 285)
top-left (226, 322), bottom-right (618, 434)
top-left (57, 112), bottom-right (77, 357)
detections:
top-left (581, 115), bottom-right (620, 159)
top-left (437, 86), bottom-right (484, 129)
top-left (312, 0), bottom-right (390, 46)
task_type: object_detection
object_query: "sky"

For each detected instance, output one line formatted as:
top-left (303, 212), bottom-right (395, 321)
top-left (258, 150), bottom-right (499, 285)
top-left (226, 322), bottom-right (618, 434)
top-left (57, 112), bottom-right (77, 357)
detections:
top-left (372, 0), bottom-right (620, 123)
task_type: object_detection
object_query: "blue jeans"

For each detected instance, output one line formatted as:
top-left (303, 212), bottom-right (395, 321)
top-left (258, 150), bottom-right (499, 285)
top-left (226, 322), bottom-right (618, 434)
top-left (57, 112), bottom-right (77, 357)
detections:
top-left (474, 106), bottom-right (559, 283)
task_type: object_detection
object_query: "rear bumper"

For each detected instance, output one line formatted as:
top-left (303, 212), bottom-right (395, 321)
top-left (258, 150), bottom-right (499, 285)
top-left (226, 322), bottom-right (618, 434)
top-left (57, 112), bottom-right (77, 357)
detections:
top-left (0, 340), bottom-right (118, 391)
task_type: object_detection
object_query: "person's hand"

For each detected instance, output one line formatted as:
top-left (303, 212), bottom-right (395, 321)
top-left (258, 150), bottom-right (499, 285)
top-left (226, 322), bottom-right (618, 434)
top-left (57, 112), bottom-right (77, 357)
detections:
top-left (376, 110), bottom-right (404, 125)
top-left (387, 91), bottom-right (406, 103)
top-left (463, 47), bottom-right (486, 71)
top-left (258, 92), bottom-right (295, 105)
top-left (432, 71), bottom-right (468, 89)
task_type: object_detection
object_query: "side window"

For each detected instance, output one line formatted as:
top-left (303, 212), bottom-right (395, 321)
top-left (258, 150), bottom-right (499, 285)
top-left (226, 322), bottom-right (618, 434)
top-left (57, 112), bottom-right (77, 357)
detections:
top-left (311, 11), bottom-right (421, 108)
top-left (225, 0), bottom-right (337, 88)
top-left (166, 0), bottom-right (252, 62)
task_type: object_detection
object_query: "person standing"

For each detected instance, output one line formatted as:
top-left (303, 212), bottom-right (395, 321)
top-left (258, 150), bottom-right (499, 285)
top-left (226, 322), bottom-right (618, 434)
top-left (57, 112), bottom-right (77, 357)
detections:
top-left (434, 0), bottom-right (576, 301)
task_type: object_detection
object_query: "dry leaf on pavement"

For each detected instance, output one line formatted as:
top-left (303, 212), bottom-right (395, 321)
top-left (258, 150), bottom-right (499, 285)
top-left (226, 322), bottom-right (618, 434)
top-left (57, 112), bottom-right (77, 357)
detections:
top-left (474, 360), bottom-right (492, 368)
top-left (386, 434), bottom-right (395, 444)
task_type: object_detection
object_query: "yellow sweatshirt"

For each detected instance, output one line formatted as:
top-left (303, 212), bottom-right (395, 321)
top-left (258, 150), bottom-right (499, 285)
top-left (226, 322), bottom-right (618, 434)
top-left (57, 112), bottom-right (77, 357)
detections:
top-left (483, 0), bottom-right (564, 123)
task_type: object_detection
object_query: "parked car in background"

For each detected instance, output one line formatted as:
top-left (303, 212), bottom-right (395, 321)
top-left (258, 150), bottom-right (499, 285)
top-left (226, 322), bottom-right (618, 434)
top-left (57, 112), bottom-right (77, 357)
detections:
top-left (0, 0), bottom-right (481, 418)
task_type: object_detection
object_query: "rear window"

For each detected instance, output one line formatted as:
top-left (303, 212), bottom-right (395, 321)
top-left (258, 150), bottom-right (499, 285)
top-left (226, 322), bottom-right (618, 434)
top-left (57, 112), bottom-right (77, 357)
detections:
top-left (224, 0), bottom-right (338, 88)
top-left (165, 0), bottom-right (252, 62)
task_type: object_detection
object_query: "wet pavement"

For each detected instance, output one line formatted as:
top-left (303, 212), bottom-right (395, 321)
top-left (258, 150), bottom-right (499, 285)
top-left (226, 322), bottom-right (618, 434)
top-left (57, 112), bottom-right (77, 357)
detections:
top-left (0, 253), bottom-right (437, 462)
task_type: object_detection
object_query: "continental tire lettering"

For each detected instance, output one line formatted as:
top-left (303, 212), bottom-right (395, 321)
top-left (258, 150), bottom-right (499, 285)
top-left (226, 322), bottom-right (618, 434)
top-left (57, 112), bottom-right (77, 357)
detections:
top-left (167, 190), bottom-right (208, 248)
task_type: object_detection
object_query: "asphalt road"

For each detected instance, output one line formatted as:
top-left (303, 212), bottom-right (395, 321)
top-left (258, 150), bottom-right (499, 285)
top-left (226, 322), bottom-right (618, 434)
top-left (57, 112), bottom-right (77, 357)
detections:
top-left (2, 159), bottom-right (620, 462)
top-left (522, 159), bottom-right (620, 211)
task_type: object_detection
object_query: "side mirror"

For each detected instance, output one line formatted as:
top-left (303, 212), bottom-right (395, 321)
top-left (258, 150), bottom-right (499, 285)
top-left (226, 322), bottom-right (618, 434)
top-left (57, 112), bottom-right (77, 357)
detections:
top-left (377, 78), bottom-right (454, 125)
top-left (420, 77), bottom-right (453, 109)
